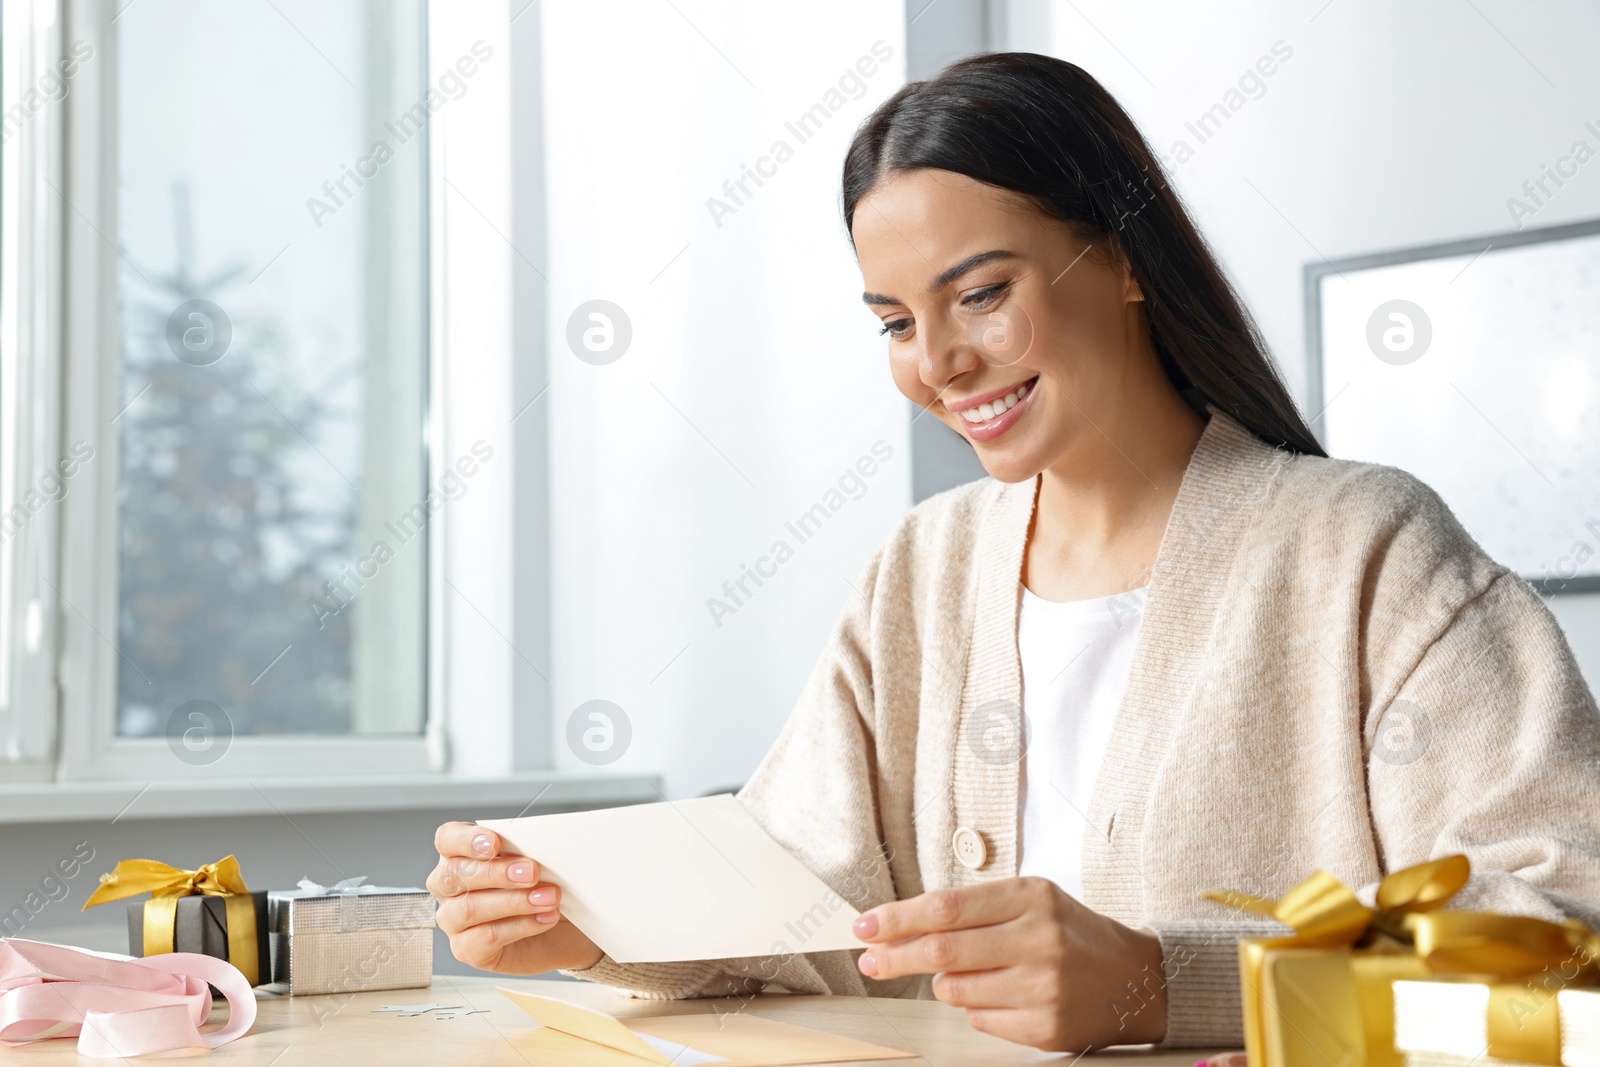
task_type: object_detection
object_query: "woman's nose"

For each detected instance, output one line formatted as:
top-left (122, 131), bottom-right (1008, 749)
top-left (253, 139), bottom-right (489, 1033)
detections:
top-left (917, 320), bottom-right (980, 394)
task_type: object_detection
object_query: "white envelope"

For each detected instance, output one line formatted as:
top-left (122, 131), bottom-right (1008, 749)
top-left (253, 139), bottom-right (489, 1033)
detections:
top-left (478, 795), bottom-right (864, 963)
top-left (497, 986), bottom-right (916, 1065)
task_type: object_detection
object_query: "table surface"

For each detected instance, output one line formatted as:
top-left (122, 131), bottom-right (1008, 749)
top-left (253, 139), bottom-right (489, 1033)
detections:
top-left (12, 973), bottom-right (1223, 1066)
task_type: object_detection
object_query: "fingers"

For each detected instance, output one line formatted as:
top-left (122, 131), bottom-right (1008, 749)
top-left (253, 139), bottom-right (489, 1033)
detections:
top-left (426, 853), bottom-right (543, 898)
top-left (434, 821), bottom-right (508, 860)
top-left (445, 912), bottom-right (567, 972)
top-left (854, 880), bottom-right (1040, 944)
top-left (931, 964), bottom-right (1061, 1009)
top-left (435, 885), bottom-right (563, 936)
top-left (965, 1006), bottom-right (1079, 1053)
top-left (859, 924), bottom-right (1023, 981)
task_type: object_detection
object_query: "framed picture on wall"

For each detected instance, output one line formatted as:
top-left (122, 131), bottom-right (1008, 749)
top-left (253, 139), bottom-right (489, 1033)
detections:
top-left (1306, 217), bottom-right (1600, 595)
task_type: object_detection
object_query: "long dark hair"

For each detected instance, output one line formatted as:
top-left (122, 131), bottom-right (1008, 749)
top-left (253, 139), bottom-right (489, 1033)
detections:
top-left (842, 52), bottom-right (1325, 457)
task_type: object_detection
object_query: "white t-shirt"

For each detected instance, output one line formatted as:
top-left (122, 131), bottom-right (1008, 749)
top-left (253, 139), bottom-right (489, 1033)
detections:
top-left (1016, 582), bottom-right (1147, 900)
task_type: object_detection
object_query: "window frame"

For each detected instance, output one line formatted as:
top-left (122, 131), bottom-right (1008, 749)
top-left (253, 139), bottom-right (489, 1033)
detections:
top-left (0, 0), bottom-right (70, 783)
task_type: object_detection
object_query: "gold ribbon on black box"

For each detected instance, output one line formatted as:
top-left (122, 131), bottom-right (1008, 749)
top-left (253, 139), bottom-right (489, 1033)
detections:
top-left (1206, 855), bottom-right (1599, 1067)
top-left (82, 855), bottom-right (262, 986)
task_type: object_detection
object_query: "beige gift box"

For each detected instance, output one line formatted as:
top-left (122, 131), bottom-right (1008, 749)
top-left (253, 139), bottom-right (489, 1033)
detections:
top-left (268, 878), bottom-right (436, 996)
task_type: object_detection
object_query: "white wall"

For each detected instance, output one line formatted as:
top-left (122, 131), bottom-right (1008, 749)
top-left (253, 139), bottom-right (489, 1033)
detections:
top-left (1025, 0), bottom-right (1600, 684)
top-left (540, 1), bottom-right (913, 797)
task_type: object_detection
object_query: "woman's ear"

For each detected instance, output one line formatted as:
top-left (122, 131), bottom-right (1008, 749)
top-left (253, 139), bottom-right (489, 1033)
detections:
top-left (1122, 259), bottom-right (1145, 303)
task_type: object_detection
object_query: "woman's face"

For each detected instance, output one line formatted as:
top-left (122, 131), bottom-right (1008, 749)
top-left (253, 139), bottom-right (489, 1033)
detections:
top-left (852, 168), bottom-right (1146, 484)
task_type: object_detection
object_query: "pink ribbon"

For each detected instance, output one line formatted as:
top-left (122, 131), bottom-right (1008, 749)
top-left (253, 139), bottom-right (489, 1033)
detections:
top-left (0, 938), bottom-right (256, 1058)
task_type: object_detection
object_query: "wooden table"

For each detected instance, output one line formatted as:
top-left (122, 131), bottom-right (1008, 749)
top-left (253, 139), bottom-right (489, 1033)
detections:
top-left (11, 974), bottom-right (1225, 1065)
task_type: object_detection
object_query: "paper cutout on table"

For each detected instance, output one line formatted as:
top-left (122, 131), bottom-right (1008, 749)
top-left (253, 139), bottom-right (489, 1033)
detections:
top-left (373, 1003), bottom-right (461, 1014)
top-left (478, 794), bottom-right (863, 963)
top-left (372, 1002), bottom-right (490, 1019)
top-left (498, 987), bottom-right (916, 1067)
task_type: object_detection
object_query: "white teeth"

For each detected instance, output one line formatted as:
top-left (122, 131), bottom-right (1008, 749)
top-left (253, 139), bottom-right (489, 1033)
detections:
top-left (958, 381), bottom-right (1035, 424)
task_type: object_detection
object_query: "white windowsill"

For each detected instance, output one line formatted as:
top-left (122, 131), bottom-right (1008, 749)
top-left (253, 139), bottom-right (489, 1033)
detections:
top-left (0, 771), bottom-right (663, 824)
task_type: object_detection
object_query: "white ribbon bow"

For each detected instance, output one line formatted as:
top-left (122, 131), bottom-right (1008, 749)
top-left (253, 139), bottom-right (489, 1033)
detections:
top-left (295, 876), bottom-right (380, 895)
top-left (295, 876), bottom-right (385, 932)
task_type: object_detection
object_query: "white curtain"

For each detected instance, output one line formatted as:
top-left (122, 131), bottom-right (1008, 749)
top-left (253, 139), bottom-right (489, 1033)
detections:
top-left (540, 1), bottom-right (912, 795)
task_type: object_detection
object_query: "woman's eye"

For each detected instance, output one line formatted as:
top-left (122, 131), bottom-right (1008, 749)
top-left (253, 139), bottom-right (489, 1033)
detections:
top-left (879, 318), bottom-right (913, 339)
top-left (962, 283), bottom-right (1009, 310)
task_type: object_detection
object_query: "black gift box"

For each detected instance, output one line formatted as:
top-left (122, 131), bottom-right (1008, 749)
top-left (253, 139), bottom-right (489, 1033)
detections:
top-left (124, 893), bottom-right (269, 986)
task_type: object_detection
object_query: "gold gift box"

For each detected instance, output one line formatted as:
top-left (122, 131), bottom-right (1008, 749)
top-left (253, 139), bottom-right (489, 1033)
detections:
top-left (1210, 856), bottom-right (1598, 1067)
top-left (84, 855), bottom-right (264, 986)
top-left (1243, 940), bottom-right (1433, 1067)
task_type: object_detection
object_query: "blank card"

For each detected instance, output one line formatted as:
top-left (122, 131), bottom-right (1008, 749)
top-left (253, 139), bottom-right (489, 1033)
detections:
top-left (478, 795), bottom-right (863, 963)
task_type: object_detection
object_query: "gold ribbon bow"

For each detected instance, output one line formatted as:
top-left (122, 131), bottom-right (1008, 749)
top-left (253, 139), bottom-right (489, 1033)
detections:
top-left (1207, 855), bottom-right (1599, 1067)
top-left (82, 856), bottom-right (260, 986)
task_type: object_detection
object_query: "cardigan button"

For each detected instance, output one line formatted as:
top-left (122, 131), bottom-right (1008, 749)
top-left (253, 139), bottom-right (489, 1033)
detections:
top-left (952, 827), bottom-right (987, 870)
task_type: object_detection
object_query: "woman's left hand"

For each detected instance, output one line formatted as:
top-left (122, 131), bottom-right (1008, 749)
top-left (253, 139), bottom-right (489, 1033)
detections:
top-left (852, 876), bottom-right (1167, 1052)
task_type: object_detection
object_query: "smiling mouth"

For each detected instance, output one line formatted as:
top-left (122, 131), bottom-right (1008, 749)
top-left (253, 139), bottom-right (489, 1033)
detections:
top-left (948, 377), bottom-right (1037, 426)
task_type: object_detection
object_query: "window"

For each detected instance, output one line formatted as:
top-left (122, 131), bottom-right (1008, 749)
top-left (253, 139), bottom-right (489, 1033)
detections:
top-left (0, 0), bottom-right (519, 788)
top-left (110, 0), bottom-right (429, 741)
top-left (0, 0), bottom-right (650, 803)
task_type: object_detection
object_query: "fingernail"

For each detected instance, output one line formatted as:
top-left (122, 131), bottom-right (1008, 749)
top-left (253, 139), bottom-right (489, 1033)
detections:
top-left (529, 886), bottom-right (556, 907)
top-left (534, 911), bottom-right (559, 924)
top-left (857, 951), bottom-right (877, 977)
top-left (853, 913), bottom-right (879, 940)
top-left (471, 833), bottom-right (495, 858)
top-left (507, 860), bottom-right (535, 883)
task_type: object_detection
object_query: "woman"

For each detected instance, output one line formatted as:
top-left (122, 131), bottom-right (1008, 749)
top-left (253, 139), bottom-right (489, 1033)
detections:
top-left (428, 53), bottom-right (1600, 1052)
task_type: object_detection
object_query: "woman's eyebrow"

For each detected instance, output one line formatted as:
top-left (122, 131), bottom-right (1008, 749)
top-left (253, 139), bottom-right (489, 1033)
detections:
top-left (861, 249), bottom-right (1018, 306)
top-left (929, 249), bottom-right (1016, 291)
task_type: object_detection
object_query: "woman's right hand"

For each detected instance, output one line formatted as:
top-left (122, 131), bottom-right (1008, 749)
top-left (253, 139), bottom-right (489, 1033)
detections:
top-left (428, 822), bottom-right (604, 974)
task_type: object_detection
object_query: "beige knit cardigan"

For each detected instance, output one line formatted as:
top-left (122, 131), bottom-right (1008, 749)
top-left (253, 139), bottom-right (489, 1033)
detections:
top-left (568, 410), bottom-right (1600, 1047)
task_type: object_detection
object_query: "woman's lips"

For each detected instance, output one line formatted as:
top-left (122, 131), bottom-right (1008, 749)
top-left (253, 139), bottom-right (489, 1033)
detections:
top-left (949, 377), bottom-right (1038, 443)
